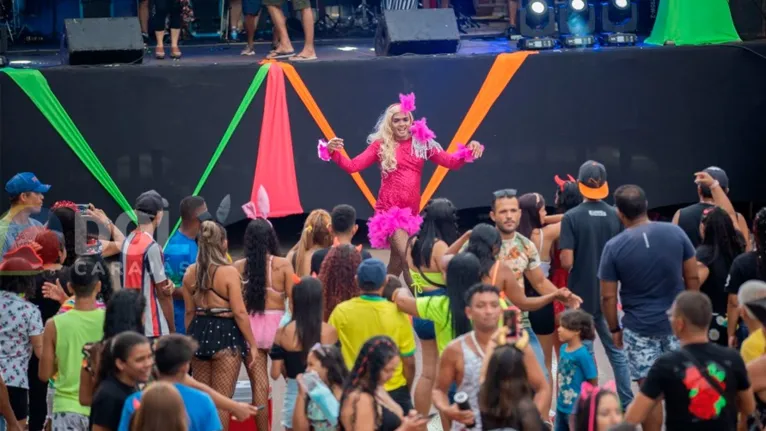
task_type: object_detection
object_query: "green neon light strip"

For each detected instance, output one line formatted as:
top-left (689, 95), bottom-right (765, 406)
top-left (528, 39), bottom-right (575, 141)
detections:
top-left (164, 62), bottom-right (271, 248)
top-left (2, 68), bottom-right (136, 223)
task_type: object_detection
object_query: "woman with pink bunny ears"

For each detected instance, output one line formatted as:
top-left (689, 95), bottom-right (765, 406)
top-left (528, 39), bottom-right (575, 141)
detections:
top-left (317, 93), bottom-right (485, 280)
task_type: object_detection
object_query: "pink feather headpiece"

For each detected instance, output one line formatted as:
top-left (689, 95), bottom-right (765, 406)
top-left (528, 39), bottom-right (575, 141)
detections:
top-left (410, 118), bottom-right (436, 143)
top-left (398, 93), bottom-right (416, 115)
top-left (242, 186), bottom-right (272, 225)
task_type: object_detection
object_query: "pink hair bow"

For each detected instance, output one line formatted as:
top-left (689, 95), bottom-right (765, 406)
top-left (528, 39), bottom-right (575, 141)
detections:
top-left (317, 139), bottom-right (331, 162)
top-left (581, 381), bottom-right (617, 431)
top-left (399, 93), bottom-right (416, 115)
top-left (411, 118), bottom-right (436, 143)
top-left (242, 186), bottom-right (271, 223)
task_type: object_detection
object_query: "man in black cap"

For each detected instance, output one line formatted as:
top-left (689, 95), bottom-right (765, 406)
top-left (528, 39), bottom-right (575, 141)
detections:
top-left (120, 190), bottom-right (175, 337)
top-left (559, 160), bottom-right (633, 409)
top-left (0, 172), bottom-right (50, 259)
top-left (672, 166), bottom-right (751, 250)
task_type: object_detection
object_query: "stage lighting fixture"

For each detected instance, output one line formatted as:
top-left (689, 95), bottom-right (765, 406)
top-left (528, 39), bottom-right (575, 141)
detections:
top-left (557, 0), bottom-right (596, 48)
top-left (518, 0), bottom-right (557, 50)
top-left (597, 0), bottom-right (638, 45)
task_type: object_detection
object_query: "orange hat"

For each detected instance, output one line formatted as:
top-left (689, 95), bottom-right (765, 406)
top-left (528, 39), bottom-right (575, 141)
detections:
top-left (577, 160), bottom-right (609, 200)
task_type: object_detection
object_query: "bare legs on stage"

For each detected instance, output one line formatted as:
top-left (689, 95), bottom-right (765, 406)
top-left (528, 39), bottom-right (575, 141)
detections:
top-left (264, 0), bottom-right (316, 60)
top-left (153, 0), bottom-right (182, 58)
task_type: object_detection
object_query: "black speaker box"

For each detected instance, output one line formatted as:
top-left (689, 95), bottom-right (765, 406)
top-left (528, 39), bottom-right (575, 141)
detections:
top-left (375, 9), bottom-right (460, 56)
top-left (730, 0), bottom-right (766, 40)
top-left (63, 17), bottom-right (144, 65)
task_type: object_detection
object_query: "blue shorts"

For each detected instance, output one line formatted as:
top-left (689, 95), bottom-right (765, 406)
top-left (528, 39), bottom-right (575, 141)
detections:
top-left (243, 0), bottom-right (262, 15)
top-left (412, 290), bottom-right (445, 340)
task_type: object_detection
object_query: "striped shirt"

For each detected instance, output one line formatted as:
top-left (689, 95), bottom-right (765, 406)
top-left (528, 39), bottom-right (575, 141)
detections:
top-left (120, 231), bottom-right (169, 338)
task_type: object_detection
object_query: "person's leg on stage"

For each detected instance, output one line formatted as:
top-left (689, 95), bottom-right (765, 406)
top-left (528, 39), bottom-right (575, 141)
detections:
top-left (506, 0), bottom-right (518, 36)
top-left (169, 0), bottom-right (183, 58)
top-left (139, 0), bottom-right (151, 43)
top-left (241, 0), bottom-right (262, 55)
top-left (153, 0), bottom-right (169, 58)
top-left (389, 229), bottom-right (413, 287)
top-left (229, 0), bottom-right (243, 39)
top-left (289, 2), bottom-right (316, 61)
top-left (263, 0), bottom-right (295, 58)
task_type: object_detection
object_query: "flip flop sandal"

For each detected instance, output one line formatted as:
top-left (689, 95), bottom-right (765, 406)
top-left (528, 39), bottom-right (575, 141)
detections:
top-left (267, 50), bottom-right (295, 59)
top-left (289, 54), bottom-right (317, 61)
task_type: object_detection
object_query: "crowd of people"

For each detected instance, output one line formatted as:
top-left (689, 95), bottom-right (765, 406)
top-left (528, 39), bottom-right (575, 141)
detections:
top-left (2, 96), bottom-right (766, 431)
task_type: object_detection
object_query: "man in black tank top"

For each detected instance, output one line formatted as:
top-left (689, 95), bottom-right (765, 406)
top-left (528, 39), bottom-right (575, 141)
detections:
top-left (673, 166), bottom-right (750, 248)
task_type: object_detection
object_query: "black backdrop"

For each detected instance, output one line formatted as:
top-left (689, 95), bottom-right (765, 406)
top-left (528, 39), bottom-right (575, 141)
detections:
top-left (3, 42), bottom-right (766, 226)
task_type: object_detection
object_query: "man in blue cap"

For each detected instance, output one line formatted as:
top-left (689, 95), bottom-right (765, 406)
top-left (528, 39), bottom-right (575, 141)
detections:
top-left (0, 172), bottom-right (50, 259)
top-left (328, 259), bottom-right (416, 413)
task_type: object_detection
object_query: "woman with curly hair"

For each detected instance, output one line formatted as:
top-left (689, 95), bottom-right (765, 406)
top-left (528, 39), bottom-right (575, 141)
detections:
top-left (322, 93), bottom-right (484, 281)
top-left (286, 210), bottom-right (332, 277)
top-left (318, 244), bottom-right (362, 321)
top-left (183, 221), bottom-right (257, 430)
top-left (339, 336), bottom-right (428, 431)
top-left (235, 218), bottom-right (294, 431)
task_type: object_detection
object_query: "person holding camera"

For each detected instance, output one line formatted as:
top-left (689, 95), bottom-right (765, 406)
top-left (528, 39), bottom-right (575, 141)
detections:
top-left (432, 284), bottom-right (551, 431)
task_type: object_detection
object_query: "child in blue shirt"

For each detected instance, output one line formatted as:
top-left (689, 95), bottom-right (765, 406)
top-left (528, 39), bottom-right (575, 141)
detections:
top-left (555, 309), bottom-right (598, 431)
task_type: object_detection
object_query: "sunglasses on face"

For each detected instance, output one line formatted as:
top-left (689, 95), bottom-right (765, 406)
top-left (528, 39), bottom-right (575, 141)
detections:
top-left (493, 189), bottom-right (518, 199)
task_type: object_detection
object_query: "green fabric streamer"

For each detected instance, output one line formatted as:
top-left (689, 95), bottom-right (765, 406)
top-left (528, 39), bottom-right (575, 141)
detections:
top-left (1, 68), bottom-right (137, 223)
top-left (164, 62), bottom-right (271, 248)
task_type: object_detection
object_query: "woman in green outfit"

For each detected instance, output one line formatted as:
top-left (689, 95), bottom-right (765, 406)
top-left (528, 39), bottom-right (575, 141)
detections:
top-left (646, 0), bottom-right (740, 45)
top-left (403, 198), bottom-right (461, 419)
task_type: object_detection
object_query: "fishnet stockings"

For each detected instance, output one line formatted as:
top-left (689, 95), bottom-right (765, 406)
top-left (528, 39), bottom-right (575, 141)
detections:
top-left (192, 349), bottom-right (242, 431)
top-left (389, 229), bottom-right (413, 287)
top-left (244, 349), bottom-right (270, 431)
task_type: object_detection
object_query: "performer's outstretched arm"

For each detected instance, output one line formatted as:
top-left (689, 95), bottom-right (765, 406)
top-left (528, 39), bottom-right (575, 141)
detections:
top-left (329, 139), bottom-right (381, 174)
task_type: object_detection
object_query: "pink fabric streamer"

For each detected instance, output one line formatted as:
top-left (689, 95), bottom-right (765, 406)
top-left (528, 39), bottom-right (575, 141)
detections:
top-left (367, 207), bottom-right (423, 249)
top-left (454, 143), bottom-right (483, 163)
top-left (242, 186), bottom-right (271, 220)
top-left (317, 139), bottom-right (331, 162)
top-left (411, 118), bottom-right (436, 143)
top-left (399, 93), bottom-right (416, 114)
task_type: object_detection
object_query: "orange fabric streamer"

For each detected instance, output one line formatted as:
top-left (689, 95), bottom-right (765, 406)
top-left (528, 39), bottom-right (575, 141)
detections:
top-left (419, 52), bottom-right (535, 210)
top-left (250, 65), bottom-right (303, 217)
top-left (278, 62), bottom-right (377, 209)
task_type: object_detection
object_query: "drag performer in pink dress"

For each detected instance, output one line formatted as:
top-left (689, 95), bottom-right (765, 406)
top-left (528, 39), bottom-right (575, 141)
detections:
top-left (317, 93), bottom-right (485, 279)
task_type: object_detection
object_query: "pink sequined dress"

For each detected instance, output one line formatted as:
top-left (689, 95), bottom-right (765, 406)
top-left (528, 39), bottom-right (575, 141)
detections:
top-left (331, 138), bottom-right (468, 249)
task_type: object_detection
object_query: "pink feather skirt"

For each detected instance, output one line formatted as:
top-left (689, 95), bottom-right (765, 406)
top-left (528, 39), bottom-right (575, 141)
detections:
top-left (367, 207), bottom-right (423, 249)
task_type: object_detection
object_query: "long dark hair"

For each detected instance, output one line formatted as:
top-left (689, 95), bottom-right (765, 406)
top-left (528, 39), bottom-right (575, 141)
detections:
top-left (411, 198), bottom-right (459, 270)
top-left (700, 207), bottom-right (745, 268)
top-left (96, 331), bottom-right (149, 388)
top-left (292, 277), bottom-right (324, 360)
top-left (318, 244), bottom-right (362, 320)
top-left (243, 219), bottom-right (280, 314)
top-left (755, 208), bottom-right (766, 278)
top-left (441, 252), bottom-right (480, 337)
top-left (47, 207), bottom-right (86, 266)
top-left (518, 193), bottom-right (545, 240)
top-left (104, 289), bottom-right (146, 339)
top-left (340, 336), bottom-right (399, 431)
top-left (555, 181), bottom-right (582, 214)
top-left (479, 345), bottom-right (540, 431)
top-left (465, 224), bottom-right (502, 277)
top-left (310, 344), bottom-right (348, 390)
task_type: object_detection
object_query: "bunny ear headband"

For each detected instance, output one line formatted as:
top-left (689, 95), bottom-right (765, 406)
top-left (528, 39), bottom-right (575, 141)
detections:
top-left (580, 381), bottom-right (617, 431)
top-left (242, 185), bottom-right (272, 226)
